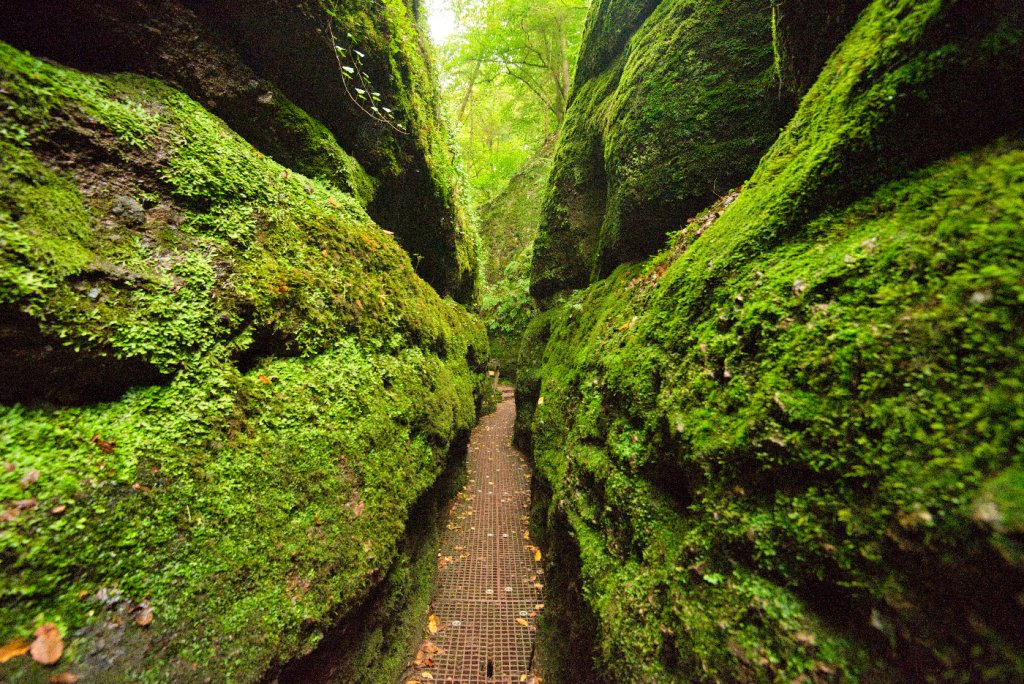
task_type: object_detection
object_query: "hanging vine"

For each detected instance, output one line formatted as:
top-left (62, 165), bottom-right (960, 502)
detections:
top-left (326, 20), bottom-right (408, 135)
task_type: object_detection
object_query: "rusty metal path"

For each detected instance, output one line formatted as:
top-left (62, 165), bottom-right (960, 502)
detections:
top-left (403, 386), bottom-right (544, 683)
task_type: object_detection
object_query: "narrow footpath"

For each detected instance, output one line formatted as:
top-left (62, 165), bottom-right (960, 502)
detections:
top-left (403, 386), bottom-right (544, 683)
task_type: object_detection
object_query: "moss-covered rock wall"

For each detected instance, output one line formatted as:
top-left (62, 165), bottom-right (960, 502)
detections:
top-left (530, 0), bottom-right (794, 303)
top-left (521, 0), bottom-right (1024, 680)
top-left (478, 144), bottom-right (552, 378)
top-left (0, 0), bottom-right (478, 303)
top-left (0, 15), bottom-right (484, 682)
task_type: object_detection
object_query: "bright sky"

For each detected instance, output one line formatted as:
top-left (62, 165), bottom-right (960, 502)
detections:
top-left (424, 0), bottom-right (457, 44)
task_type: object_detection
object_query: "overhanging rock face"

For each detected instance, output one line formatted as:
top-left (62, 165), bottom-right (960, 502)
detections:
top-left (0, 0), bottom-right (478, 303)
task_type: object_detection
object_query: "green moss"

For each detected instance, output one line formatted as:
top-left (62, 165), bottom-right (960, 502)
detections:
top-left (260, 93), bottom-right (377, 207)
top-left (323, 0), bottom-right (481, 303)
top-left (0, 41), bottom-right (487, 681)
top-left (529, 136), bottom-right (1024, 682)
top-left (531, 0), bottom-right (792, 302)
top-left (522, 0), bottom-right (1024, 679)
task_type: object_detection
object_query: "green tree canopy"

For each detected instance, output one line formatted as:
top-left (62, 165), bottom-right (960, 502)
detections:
top-left (437, 0), bottom-right (588, 200)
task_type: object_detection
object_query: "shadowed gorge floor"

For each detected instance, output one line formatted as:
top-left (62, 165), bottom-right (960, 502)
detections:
top-left (402, 387), bottom-right (545, 683)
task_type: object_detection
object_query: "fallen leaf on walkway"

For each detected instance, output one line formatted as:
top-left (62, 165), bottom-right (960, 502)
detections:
top-left (533, 583), bottom-right (544, 590)
top-left (0, 638), bottom-right (31, 663)
top-left (30, 623), bottom-right (63, 665)
top-left (414, 640), bottom-right (444, 667)
top-left (523, 530), bottom-right (530, 540)
top-left (427, 614), bottom-right (439, 635)
top-left (515, 618), bottom-right (529, 627)
top-left (421, 674), bottom-right (434, 681)
top-left (534, 548), bottom-right (542, 562)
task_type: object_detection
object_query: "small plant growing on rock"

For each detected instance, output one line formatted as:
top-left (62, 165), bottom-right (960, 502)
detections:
top-left (326, 22), bottom-right (406, 134)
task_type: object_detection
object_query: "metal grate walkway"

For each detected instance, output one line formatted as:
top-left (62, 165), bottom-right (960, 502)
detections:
top-left (403, 386), bottom-right (544, 683)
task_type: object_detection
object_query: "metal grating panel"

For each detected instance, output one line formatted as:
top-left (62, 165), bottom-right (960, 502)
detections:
top-left (405, 386), bottom-right (544, 683)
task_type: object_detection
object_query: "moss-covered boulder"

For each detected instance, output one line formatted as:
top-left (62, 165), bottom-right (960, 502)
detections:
top-left (0, 41), bottom-right (486, 681)
top-left (0, 0), bottom-right (478, 303)
top-left (530, 0), bottom-right (793, 303)
top-left (521, 0), bottom-right (1024, 680)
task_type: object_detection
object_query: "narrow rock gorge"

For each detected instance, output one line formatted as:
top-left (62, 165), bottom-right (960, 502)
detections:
top-left (2, 0), bottom-right (1023, 682)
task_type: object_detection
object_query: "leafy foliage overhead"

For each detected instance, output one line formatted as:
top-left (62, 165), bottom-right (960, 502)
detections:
top-left (437, 0), bottom-right (588, 200)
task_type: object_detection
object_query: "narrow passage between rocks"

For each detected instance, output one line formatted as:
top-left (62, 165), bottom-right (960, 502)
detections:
top-left (403, 386), bottom-right (544, 683)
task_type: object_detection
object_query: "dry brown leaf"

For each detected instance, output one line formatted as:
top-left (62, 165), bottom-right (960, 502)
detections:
top-left (427, 614), bottom-right (439, 635)
top-left (405, 680), bottom-right (421, 684)
top-left (30, 623), bottom-right (63, 665)
top-left (523, 530), bottom-right (530, 540)
top-left (327, 197), bottom-right (341, 208)
top-left (20, 469), bottom-right (40, 488)
top-left (4, 462), bottom-right (14, 473)
top-left (52, 505), bottom-right (67, 514)
top-left (533, 548), bottom-right (542, 562)
top-left (421, 674), bottom-right (434, 681)
top-left (515, 617), bottom-right (529, 627)
top-left (533, 583), bottom-right (544, 590)
top-left (89, 434), bottom-right (115, 454)
top-left (414, 640), bottom-right (441, 667)
top-left (136, 606), bottom-right (154, 627)
top-left (0, 638), bottom-right (31, 663)
top-left (257, 374), bottom-right (273, 385)
top-left (49, 674), bottom-right (80, 684)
